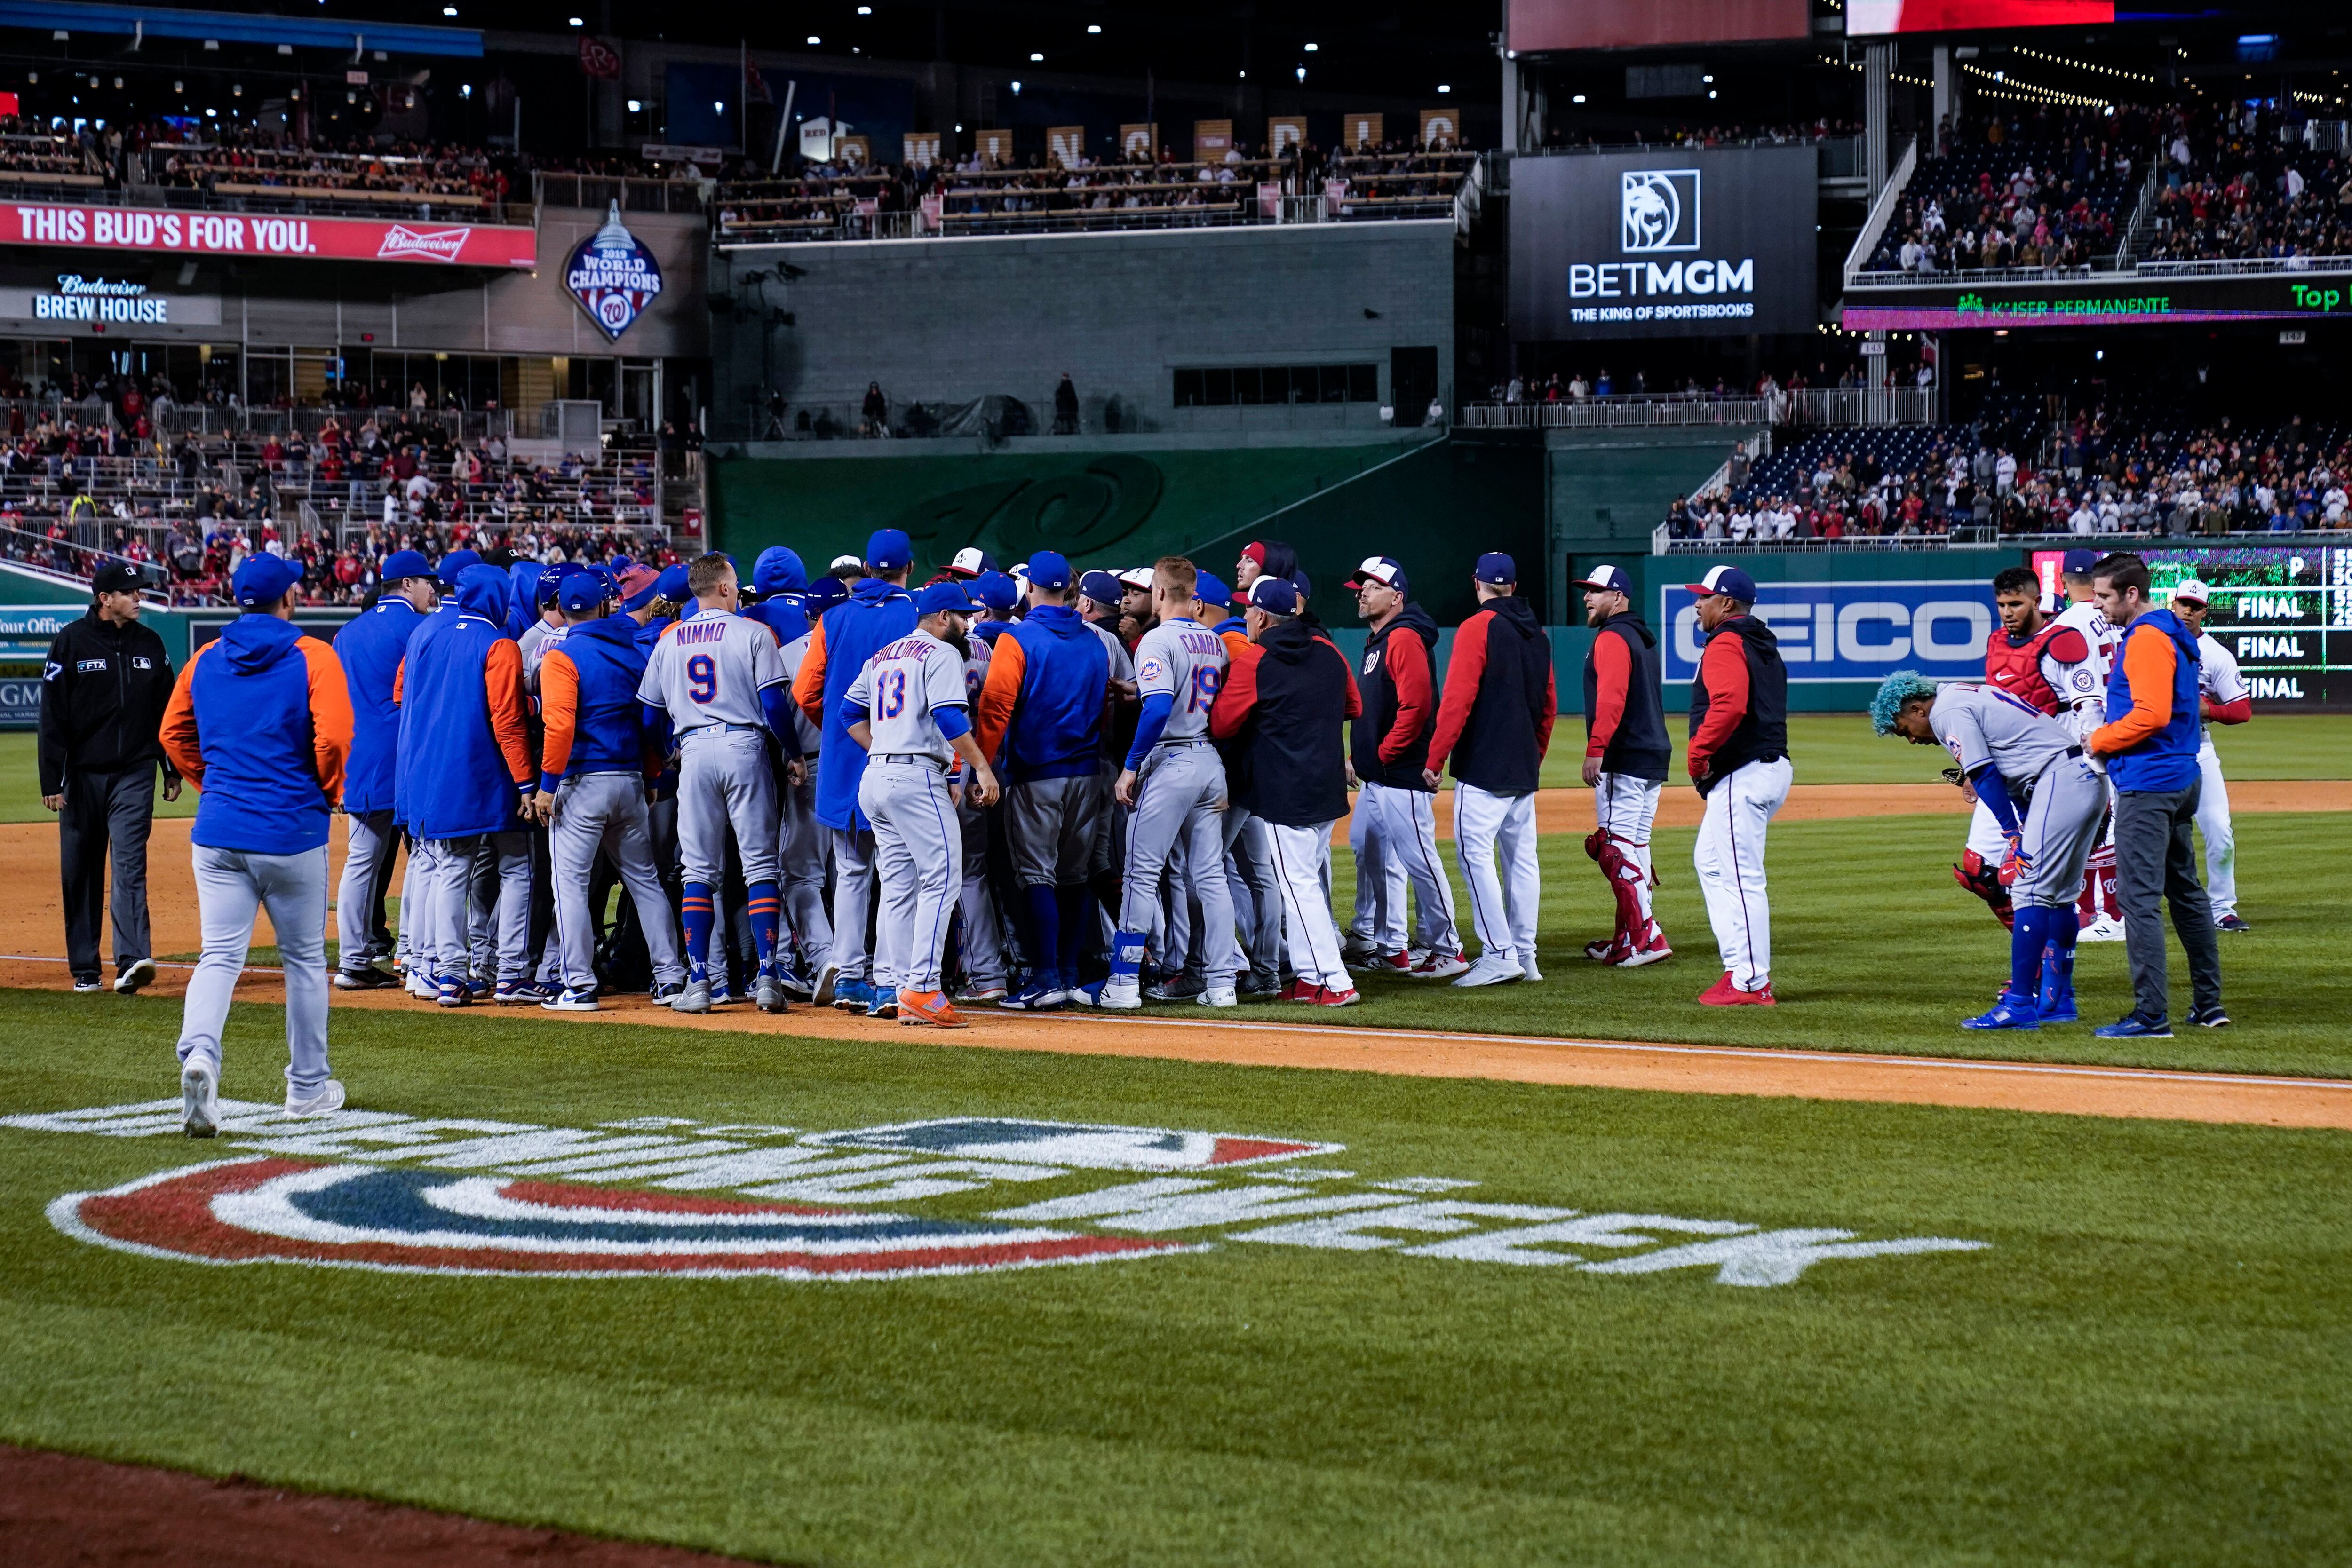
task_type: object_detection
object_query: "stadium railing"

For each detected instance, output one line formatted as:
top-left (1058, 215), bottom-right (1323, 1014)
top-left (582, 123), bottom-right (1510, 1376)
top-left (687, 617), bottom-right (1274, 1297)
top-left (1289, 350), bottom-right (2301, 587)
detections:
top-left (1650, 524), bottom-right (2352, 554)
top-left (532, 172), bottom-right (708, 213)
top-left (1460, 388), bottom-right (1938, 431)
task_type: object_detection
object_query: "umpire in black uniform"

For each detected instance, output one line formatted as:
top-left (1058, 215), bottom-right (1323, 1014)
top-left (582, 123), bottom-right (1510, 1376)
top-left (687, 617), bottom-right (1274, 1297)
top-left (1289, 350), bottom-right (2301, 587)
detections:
top-left (38, 562), bottom-right (179, 993)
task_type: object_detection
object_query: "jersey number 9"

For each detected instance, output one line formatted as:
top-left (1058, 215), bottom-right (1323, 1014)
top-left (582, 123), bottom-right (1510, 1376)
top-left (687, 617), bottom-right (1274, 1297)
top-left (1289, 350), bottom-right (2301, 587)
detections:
top-left (686, 653), bottom-right (717, 705)
top-left (878, 667), bottom-right (907, 718)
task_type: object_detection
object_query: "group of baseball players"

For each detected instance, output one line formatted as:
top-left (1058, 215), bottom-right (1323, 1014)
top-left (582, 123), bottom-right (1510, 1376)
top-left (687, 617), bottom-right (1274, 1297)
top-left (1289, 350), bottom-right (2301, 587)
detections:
top-left (1873, 547), bottom-right (2246, 1037)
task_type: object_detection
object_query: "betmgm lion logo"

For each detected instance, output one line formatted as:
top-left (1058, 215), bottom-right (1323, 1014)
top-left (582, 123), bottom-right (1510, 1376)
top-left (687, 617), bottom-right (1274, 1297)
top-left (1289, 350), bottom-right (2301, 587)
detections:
top-left (1621, 170), bottom-right (1701, 253)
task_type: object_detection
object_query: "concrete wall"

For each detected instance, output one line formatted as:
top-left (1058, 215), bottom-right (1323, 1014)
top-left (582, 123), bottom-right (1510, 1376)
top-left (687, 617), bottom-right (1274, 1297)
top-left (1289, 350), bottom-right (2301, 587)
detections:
top-left (710, 221), bottom-right (1455, 441)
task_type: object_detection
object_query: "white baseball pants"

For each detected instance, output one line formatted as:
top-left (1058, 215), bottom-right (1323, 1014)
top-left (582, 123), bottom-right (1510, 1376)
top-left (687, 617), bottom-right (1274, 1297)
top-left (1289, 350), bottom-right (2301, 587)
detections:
top-left (1453, 782), bottom-right (1540, 969)
top-left (1350, 780), bottom-right (1459, 957)
top-left (1692, 756), bottom-right (1792, 992)
top-left (2194, 742), bottom-right (2236, 917)
top-left (1593, 772), bottom-right (1664, 927)
top-left (1965, 798), bottom-right (2010, 864)
top-left (1266, 820), bottom-right (1349, 990)
top-left (175, 844), bottom-right (331, 1096)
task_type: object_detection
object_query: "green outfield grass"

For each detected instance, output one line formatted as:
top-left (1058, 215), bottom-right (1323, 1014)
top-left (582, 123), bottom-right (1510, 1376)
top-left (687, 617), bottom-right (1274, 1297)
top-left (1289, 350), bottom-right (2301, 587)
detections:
top-left (1, 992), bottom-right (2348, 1567)
top-left (0, 714), bottom-right (2344, 827)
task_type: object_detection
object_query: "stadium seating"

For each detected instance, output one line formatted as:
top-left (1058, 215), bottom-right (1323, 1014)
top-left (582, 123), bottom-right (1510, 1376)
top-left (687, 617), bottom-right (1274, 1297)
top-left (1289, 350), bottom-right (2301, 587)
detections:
top-left (1863, 135), bottom-right (2135, 274)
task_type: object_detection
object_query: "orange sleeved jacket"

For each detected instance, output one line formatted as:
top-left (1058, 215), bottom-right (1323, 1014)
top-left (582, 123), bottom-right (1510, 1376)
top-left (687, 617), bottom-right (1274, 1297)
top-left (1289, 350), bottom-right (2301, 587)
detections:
top-left (159, 619), bottom-right (352, 854)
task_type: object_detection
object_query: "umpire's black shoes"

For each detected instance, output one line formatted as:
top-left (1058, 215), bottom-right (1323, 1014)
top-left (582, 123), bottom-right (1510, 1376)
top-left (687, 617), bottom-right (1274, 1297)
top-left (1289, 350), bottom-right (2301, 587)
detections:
top-left (2188, 1004), bottom-right (2232, 1029)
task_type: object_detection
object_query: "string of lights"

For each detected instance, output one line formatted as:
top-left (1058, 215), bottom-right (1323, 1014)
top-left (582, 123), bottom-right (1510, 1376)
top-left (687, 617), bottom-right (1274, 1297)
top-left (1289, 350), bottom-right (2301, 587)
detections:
top-left (2010, 46), bottom-right (2156, 86)
top-left (1959, 62), bottom-right (2113, 110)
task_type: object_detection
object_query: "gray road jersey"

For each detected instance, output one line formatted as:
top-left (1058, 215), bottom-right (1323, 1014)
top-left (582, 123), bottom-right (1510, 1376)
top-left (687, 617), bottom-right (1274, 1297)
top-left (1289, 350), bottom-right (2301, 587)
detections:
top-left (521, 620), bottom-right (567, 691)
top-left (844, 627), bottom-right (969, 764)
top-left (776, 632), bottom-right (824, 754)
top-left (1132, 618), bottom-right (1228, 745)
top-left (1931, 682), bottom-right (2077, 792)
top-left (637, 608), bottom-right (786, 731)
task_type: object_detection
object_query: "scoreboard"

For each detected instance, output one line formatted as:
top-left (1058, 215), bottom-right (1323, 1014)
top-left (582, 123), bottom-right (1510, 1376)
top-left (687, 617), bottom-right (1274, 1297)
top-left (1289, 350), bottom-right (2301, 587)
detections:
top-left (2145, 549), bottom-right (2349, 710)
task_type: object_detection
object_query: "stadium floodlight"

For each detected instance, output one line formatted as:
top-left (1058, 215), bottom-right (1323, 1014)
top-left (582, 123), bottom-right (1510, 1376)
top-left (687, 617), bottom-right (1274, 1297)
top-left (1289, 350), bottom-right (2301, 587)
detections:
top-left (858, 4), bottom-right (872, 12)
top-left (1572, 94), bottom-right (1586, 103)
top-left (627, 98), bottom-right (642, 111)
top-left (1011, 80), bottom-right (1022, 92)
top-left (1030, 52), bottom-right (1044, 61)
top-left (807, 35), bottom-right (820, 44)
top-left (714, 100), bottom-right (723, 112)
top-left (1438, 84), bottom-right (1451, 93)
top-left (441, 5), bottom-right (455, 13)
top-left (1304, 42), bottom-right (1318, 51)
top-left (569, 16), bottom-right (582, 25)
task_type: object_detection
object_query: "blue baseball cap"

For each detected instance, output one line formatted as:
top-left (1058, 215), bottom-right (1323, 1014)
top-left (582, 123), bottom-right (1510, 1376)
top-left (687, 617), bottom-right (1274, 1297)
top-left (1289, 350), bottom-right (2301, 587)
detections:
top-left (1079, 570), bottom-right (1124, 605)
top-left (1685, 564), bottom-right (1759, 601)
top-left (1288, 570), bottom-right (1312, 601)
top-left (1475, 552), bottom-right (1518, 586)
top-left (2062, 548), bottom-right (2101, 576)
top-left (534, 566), bottom-right (565, 606)
top-left (1028, 551), bottom-right (1073, 592)
top-left (916, 581), bottom-right (976, 617)
top-left (380, 548), bottom-right (430, 583)
top-left (1246, 577), bottom-right (1298, 616)
top-left (232, 554), bottom-right (302, 608)
top-left (652, 564), bottom-right (691, 604)
top-left (1192, 570), bottom-right (1230, 610)
top-left (1345, 556), bottom-right (1408, 594)
top-left (1573, 563), bottom-right (1633, 594)
top-left (435, 547), bottom-right (481, 589)
top-left (805, 576), bottom-right (850, 615)
top-left (557, 569), bottom-right (607, 614)
top-left (866, 528), bottom-right (913, 572)
top-left (971, 570), bottom-right (1019, 611)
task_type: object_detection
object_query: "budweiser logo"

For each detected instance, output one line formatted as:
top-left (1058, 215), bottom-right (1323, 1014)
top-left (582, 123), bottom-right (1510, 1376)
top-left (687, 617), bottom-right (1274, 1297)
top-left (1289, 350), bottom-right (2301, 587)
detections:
top-left (376, 225), bottom-right (470, 262)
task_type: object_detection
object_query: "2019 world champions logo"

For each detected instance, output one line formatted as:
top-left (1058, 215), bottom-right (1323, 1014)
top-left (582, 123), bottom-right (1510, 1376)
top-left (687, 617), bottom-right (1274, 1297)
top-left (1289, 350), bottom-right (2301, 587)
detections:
top-left (565, 201), bottom-right (664, 341)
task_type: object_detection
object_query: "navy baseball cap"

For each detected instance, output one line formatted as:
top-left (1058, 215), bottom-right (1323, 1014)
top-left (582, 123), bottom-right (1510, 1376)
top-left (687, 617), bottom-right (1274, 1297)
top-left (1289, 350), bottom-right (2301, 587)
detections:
top-left (804, 576), bottom-right (850, 615)
top-left (1029, 551), bottom-right (1073, 592)
top-left (557, 570), bottom-right (607, 614)
top-left (534, 566), bottom-right (564, 607)
top-left (652, 564), bottom-right (691, 604)
top-left (91, 561), bottom-right (143, 595)
top-left (971, 570), bottom-right (1019, 611)
top-left (916, 581), bottom-right (975, 617)
top-left (1573, 563), bottom-right (1633, 594)
top-left (2062, 548), bottom-right (2101, 576)
top-left (232, 554), bottom-right (302, 608)
top-left (1079, 570), bottom-right (1123, 605)
top-left (1685, 564), bottom-right (1759, 601)
top-left (1192, 570), bottom-right (1230, 610)
top-left (380, 548), bottom-right (430, 583)
top-left (866, 528), bottom-right (913, 572)
top-left (1475, 552), bottom-right (1518, 586)
top-left (435, 548), bottom-right (481, 589)
top-left (1247, 577), bottom-right (1298, 616)
top-left (1346, 555), bottom-right (1408, 594)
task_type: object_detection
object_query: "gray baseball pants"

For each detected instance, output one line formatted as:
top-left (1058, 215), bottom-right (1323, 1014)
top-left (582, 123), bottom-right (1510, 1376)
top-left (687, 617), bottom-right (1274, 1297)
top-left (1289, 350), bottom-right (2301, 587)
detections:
top-left (2114, 782), bottom-right (2224, 1022)
top-left (957, 793), bottom-right (1007, 988)
top-left (429, 832), bottom-right (530, 983)
top-left (830, 826), bottom-right (878, 983)
top-left (1120, 742), bottom-right (1238, 985)
top-left (549, 772), bottom-right (685, 994)
top-left (1350, 780), bottom-right (1459, 956)
top-left (336, 808), bottom-right (401, 973)
top-left (779, 770), bottom-right (833, 973)
top-left (1221, 807), bottom-right (1284, 979)
top-left (679, 729), bottom-right (779, 886)
top-left (860, 757), bottom-right (960, 995)
top-left (175, 843), bottom-right (330, 1095)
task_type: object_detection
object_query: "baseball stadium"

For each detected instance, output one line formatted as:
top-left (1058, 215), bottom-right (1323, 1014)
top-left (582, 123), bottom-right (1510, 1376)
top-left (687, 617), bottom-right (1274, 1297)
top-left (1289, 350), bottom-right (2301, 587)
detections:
top-left (1, 0), bottom-right (2350, 1564)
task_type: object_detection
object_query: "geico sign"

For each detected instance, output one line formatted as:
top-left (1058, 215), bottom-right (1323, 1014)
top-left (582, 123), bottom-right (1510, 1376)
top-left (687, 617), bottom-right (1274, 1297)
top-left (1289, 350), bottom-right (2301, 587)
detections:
top-left (1664, 581), bottom-right (1997, 682)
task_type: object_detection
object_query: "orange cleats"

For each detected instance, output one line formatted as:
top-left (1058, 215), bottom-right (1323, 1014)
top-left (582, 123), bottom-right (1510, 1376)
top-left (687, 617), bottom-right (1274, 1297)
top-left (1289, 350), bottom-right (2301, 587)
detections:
top-left (897, 990), bottom-right (968, 1028)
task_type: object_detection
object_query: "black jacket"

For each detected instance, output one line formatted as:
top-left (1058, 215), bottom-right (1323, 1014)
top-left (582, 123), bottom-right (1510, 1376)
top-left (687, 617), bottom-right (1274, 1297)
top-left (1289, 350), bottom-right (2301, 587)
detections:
top-left (38, 608), bottom-right (177, 793)
top-left (1687, 614), bottom-right (1788, 796)
top-left (1228, 619), bottom-right (1356, 828)
top-left (1351, 602), bottom-right (1440, 791)
top-left (1447, 594), bottom-right (1555, 796)
top-left (1583, 610), bottom-right (1670, 782)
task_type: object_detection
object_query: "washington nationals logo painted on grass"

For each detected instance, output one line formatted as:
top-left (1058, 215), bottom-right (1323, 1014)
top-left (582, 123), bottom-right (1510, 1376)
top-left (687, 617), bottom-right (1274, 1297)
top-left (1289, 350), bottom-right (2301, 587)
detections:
top-left (50, 1157), bottom-right (1194, 1280)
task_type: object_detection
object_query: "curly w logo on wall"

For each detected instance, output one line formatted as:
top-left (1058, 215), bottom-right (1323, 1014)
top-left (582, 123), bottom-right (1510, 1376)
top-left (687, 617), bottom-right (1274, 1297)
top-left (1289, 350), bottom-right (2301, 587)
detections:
top-left (885, 456), bottom-right (1165, 577)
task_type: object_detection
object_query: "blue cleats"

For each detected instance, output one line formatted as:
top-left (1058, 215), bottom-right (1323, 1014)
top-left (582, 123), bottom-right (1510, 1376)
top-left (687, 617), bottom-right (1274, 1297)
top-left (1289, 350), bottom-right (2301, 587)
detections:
top-left (867, 987), bottom-right (898, 1019)
top-left (2094, 1014), bottom-right (2174, 1039)
top-left (832, 978), bottom-right (873, 1012)
top-left (999, 976), bottom-right (1069, 1011)
top-left (1963, 992), bottom-right (2041, 1031)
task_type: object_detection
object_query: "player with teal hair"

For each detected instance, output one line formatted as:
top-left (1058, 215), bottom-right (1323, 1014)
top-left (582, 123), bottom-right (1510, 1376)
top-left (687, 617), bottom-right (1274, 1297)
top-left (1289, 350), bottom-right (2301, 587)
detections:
top-left (1870, 670), bottom-right (1940, 736)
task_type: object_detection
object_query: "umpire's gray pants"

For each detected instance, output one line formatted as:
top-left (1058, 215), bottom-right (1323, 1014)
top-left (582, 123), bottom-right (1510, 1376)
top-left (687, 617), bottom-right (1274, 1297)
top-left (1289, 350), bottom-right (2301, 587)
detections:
top-left (830, 826), bottom-right (878, 982)
top-left (58, 764), bottom-right (154, 978)
top-left (336, 809), bottom-right (401, 973)
top-left (861, 757), bottom-right (960, 994)
top-left (175, 843), bottom-right (330, 1095)
top-left (549, 773), bottom-right (683, 994)
top-left (1222, 807), bottom-right (1284, 978)
top-left (2114, 783), bottom-right (2224, 1022)
top-left (429, 832), bottom-right (530, 982)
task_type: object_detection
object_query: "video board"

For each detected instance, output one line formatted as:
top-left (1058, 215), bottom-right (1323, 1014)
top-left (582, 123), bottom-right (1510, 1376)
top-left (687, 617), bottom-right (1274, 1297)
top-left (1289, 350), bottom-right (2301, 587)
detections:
top-left (1511, 146), bottom-right (1819, 341)
top-left (1507, 0), bottom-right (1808, 52)
top-left (1845, 0), bottom-right (2113, 37)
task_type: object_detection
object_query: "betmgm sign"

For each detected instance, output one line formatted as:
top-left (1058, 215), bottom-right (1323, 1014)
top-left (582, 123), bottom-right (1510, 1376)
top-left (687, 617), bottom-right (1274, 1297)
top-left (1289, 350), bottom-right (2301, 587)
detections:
top-left (1510, 145), bottom-right (1818, 340)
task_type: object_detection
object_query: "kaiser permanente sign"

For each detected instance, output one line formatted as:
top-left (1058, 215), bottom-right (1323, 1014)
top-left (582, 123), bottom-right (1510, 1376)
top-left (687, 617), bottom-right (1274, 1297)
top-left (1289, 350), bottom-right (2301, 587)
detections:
top-left (0, 203), bottom-right (537, 269)
top-left (1843, 268), bottom-right (2352, 330)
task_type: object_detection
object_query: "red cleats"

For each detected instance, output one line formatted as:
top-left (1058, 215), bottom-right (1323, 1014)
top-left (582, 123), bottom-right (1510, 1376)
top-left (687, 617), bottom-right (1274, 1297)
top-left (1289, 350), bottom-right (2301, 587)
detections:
top-left (1309, 985), bottom-right (1361, 1007)
top-left (1698, 972), bottom-right (1775, 1006)
top-left (1613, 925), bottom-right (1673, 969)
top-left (1584, 934), bottom-right (1627, 962)
top-left (1281, 978), bottom-right (1320, 1003)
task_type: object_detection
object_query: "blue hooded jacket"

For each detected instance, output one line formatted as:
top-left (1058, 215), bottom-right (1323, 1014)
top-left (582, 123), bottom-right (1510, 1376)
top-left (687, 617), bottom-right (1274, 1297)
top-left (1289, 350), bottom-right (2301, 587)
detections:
top-left (984, 602), bottom-right (1112, 784)
top-left (332, 593), bottom-right (426, 816)
top-left (805, 577), bottom-right (918, 830)
top-left (171, 614), bottom-right (350, 855)
top-left (743, 545), bottom-right (811, 649)
top-left (399, 565), bottom-right (535, 840)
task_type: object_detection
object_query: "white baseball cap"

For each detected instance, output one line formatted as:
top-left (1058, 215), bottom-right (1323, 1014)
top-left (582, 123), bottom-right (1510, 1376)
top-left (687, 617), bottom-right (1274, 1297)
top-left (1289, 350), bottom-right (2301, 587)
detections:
top-left (2171, 578), bottom-right (2212, 606)
top-left (827, 553), bottom-right (864, 578)
top-left (948, 546), bottom-right (992, 578)
top-left (1117, 566), bottom-right (1155, 590)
